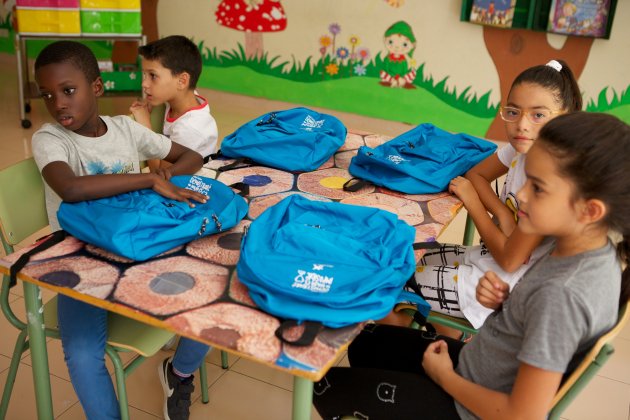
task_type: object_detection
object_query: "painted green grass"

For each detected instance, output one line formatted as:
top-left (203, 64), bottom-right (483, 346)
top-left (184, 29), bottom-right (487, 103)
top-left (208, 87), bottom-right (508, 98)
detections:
top-left (200, 43), bottom-right (497, 119)
top-left (199, 65), bottom-right (494, 137)
top-left (603, 104), bottom-right (630, 122)
top-left (586, 87), bottom-right (630, 112)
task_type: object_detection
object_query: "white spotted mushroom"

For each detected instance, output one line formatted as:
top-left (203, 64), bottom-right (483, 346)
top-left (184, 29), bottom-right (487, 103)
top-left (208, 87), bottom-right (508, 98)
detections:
top-left (214, 0), bottom-right (287, 59)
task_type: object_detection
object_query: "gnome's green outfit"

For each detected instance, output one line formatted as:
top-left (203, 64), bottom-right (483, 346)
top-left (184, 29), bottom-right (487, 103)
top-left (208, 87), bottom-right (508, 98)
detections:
top-left (380, 21), bottom-right (417, 86)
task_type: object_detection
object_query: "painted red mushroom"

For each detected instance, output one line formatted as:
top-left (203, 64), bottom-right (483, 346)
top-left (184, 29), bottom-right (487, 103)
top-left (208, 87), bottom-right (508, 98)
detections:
top-left (215, 0), bottom-right (287, 59)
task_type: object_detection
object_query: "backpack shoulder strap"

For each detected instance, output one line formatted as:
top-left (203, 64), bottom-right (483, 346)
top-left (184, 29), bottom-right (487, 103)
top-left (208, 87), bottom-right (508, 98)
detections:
top-left (343, 177), bottom-right (369, 192)
top-left (9, 230), bottom-right (67, 288)
top-left (274, 320), bottom-right (323, 347)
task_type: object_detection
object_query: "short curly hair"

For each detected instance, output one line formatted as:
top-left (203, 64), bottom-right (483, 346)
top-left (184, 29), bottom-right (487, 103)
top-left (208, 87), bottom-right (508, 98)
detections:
top-left (34, 41), bottom-right (100, 83)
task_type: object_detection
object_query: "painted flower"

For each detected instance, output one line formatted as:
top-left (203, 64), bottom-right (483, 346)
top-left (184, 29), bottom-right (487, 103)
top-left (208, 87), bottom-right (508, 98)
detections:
top-left (353, 64), bottom-right (367, 76)
top-left (328, 23), bottom-right (341, 35)
top-left (319, 47), bottom-right (327, 56)
top-left (325, 63), bottom-right (339, 76)
top-left (319, 35), bottom-right (332, 48)
top-left (349, 35), bottom-right (360, 46)
top-left (385, 0), bottom-right (405, 7)
top-left (336, 47), bottom-right (349, 60)
top-left (357, 47), bottom-right (371, 61)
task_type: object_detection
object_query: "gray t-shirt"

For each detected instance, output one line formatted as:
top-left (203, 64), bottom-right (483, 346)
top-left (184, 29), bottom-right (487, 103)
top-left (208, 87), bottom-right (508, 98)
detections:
top-left (455, 242), bottom-right (620, 419)
top-left (32, 115), bottom-right (171, 230)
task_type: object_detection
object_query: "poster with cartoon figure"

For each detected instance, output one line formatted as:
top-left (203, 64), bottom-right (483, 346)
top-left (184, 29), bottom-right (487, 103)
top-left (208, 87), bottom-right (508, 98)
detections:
top-left (379, 21), bottom-right (416, 88)
top-left (547, 0), bottom-right (611, 38)
top-left (469, 0), bottom-right (516, 28)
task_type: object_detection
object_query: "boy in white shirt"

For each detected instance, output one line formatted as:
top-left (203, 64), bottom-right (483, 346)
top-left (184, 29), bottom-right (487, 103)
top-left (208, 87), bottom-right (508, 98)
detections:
top-left (131, 35), bottom-right (218, 172)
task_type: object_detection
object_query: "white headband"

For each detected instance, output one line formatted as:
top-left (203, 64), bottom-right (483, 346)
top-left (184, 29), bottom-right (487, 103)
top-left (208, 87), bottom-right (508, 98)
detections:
top-left (546, 60), bottom-right (563, 72)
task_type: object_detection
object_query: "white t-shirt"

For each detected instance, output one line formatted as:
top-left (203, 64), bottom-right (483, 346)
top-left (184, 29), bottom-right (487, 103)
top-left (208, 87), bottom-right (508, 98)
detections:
top-left (457, 144), bottom-right (554, 329)
top-left (163, 95), bottom-right (218, 158)
top-left (32, 115), bottom-right (171, 230)
top-left (497, 143), bottom-right (527, 216)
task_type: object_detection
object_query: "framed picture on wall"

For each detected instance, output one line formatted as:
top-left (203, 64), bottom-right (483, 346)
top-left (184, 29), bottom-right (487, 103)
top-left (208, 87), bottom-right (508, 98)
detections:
top-left (469, 0), bottom-right (517, 28)
top-left (547, 0), bottom-right (612, 38)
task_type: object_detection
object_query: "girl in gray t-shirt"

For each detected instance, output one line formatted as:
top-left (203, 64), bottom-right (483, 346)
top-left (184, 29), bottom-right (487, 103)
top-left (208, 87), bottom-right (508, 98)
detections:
top-left (314, 112), bottom-right (630, 420)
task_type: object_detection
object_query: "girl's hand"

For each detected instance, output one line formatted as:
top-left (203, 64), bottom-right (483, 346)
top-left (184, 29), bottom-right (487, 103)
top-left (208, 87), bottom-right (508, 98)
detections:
top-left (449, 176), bottom-right (479, 206)
top-left (151, 175), bottom-right (208, 208)
top-left (130, 99), bottom-right (152, 127)
top-left (422, 340), bottom-right (454, 387)
top-left (476, 271), bottom-right (509, 310)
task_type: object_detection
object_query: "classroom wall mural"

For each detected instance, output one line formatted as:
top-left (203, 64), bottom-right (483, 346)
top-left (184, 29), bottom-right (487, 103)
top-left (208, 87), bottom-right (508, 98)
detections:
top-left (2, 0), bottom-right (629, 140)
top-left (157, 0), bottom-right (630, 140)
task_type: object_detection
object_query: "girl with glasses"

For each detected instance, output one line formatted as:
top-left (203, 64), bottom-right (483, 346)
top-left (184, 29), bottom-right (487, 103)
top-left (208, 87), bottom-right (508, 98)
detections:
top-left (381, 60), bottom-right (582, 335)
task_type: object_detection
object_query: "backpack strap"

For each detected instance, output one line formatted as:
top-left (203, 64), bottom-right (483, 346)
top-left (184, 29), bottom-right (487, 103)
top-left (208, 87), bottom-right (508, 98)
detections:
top-left (274, 320), bottom-right (323, 347)
top-left (229, 182), bottom-right (250, 197)
top-left (203, 151), bottom-right (255, 172)
top-left (9, 230), bottom-right (67, 288)
top-left (342, 177), bottom-right (369, 192)
top-left (413, 241), bottom-right (442, 250)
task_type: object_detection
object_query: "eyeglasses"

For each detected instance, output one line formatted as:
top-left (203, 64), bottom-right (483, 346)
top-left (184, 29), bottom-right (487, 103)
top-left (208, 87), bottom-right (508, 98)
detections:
top-left (499, 106), bottom-right (561, 125)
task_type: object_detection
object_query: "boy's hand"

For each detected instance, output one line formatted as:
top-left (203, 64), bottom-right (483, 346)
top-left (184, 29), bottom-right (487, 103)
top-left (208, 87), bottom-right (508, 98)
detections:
top-left (476, 271), bottom-right (509, 310)
top-left (449, 176), bottom-right (479, 207)
top-left (154, 167), bottom-right (174, 181)
top-left (151, 175), bottom-right (208, 207)
top-left (130, 99), bottom-right (152, 128)
top-left (422, 340), bottom-right (454, 387)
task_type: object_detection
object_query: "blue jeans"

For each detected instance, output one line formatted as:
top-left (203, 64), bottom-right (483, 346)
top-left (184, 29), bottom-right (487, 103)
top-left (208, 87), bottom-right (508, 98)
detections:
top-left (58, 295), bottom-right (210, 419)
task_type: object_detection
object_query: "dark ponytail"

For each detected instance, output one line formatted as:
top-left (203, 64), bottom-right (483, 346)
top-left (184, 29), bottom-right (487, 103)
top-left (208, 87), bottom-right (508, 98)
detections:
top-left (538, 112), bottom-right (630, 306)
top-left (510, 59), bottom-right (582, 112)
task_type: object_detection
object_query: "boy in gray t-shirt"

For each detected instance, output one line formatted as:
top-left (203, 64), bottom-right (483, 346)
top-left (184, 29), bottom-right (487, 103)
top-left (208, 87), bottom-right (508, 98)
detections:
top-left (32, 41), bottom-right (206, 419)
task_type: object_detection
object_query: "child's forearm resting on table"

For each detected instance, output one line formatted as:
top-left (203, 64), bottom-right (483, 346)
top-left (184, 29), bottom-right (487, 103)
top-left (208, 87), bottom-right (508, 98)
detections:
top-left (463, 196), bottom-right (543, 272)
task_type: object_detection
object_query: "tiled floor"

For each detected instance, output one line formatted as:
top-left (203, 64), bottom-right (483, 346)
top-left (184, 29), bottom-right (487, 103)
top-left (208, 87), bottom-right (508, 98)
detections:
top-left (1, 52), bottom-right (629, 419)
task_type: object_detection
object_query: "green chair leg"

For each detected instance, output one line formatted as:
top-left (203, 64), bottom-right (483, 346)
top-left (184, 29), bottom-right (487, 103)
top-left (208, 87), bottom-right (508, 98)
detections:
top-left (23, 282), bottom-right (53, 420)
top-left (199, 363), bottom-right (209, 404)
top-left (220, 350), bottom-right (229, 369)
top-left (0, 329), bottom-right (29, 418)
top-left (292, 377), bottom-right (314, 420)
top-left (105, 346), bottom-right (131, 420)
top-left (463, 213), bottom-right (476, 246)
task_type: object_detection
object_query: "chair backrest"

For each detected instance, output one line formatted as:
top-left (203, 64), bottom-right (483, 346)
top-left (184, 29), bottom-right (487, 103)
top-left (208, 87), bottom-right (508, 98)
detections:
top-left (0, 158), bottom-right (49, 251)
top-left (549, 301), bottom-right (630, 418)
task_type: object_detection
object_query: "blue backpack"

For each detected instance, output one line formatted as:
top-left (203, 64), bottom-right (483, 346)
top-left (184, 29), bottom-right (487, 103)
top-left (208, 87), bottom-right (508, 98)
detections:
top-left (237, 195), bottom-right (430, 345)
top-left (218, 107), bottom-right (347, 172)
top-left (346, 123), bottom-right (497, 194)
top-left (57, 175), bottom-right (248, 261)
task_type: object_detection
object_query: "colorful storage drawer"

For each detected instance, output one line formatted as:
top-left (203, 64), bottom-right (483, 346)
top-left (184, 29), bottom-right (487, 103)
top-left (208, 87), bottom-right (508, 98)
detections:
top-left (16, 8), bottom-right (81, 35)
top-left (80, 10), bottom-right (141, 35)
top-left (16, 0), bottom-right (79, 7)
top-left (79, 0), bottom-right (140, 9)
top-left (101, 71), bottom-right (141, 92)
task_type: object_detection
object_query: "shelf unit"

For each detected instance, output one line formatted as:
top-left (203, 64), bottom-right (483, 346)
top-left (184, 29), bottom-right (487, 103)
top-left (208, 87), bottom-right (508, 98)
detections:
top-left (460, 0), bottom-right (617, 39)
top-left (15, 33), bottom-right (146, 128)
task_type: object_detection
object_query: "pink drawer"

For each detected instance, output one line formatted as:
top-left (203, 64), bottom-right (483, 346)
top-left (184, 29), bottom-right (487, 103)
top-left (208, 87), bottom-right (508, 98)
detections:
top-left (16, 0), bottom-right (79, 7)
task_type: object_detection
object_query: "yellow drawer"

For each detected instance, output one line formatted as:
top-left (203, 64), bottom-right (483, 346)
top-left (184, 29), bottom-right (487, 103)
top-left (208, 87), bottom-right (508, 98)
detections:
top-left (79, 0), bottom-right (141, 9)
top-left (16, 8), bottom-right (81, 35)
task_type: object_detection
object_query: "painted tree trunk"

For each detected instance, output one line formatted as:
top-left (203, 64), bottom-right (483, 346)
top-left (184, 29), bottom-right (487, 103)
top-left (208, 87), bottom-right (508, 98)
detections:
top-left (245, 32), bottom-right (264, 59)
top-left (483, 26), bottom-right (594, 141)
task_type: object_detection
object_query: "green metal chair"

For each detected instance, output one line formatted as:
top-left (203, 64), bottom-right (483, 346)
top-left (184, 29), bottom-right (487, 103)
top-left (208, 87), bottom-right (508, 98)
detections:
top-left (0, 158), bottom-right (209, 420)
top-left (549, 301), bottom-right (630, 419)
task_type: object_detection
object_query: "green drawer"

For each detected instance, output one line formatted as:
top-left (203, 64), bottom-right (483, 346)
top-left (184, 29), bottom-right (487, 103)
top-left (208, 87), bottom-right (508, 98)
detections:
top-left (80, 9), bottom-right (141, 35)
top-left (101, 71), bottom-right (141, 92)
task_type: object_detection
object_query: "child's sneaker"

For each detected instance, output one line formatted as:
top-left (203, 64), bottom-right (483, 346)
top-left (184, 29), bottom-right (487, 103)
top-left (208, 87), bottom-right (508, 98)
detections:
top-left (158, 357), bottom-right (194, 420)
